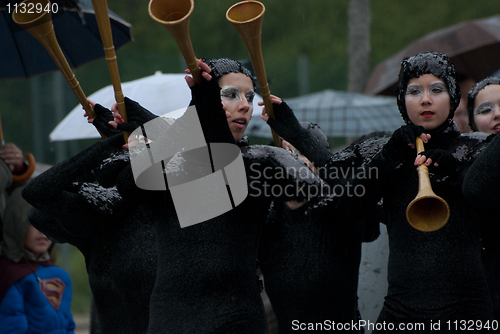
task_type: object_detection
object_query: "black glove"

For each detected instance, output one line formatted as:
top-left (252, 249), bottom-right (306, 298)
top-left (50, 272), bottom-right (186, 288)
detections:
top-left (370, 124), bottom-right (426, 177)
top-left (92, 103), bottom-right (121, 137)
top-left (266, 101), bottom-right (331, 167)
top-left (114, 97), bottom-right (159, 133)
top-left (382, 124), bottom-right (426, 163)
top-left (189, 75), bottom-right (234, 144)
top-left (265, 100), bottom-right (303, 142)
top-left (418, 149), bottom-right (458, 175)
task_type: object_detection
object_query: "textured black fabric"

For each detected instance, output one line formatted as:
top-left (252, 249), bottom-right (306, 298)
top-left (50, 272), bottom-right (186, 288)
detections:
top-left (463, 132), bottom-right (500, 323)
top-left (189, 72), bottom-right (235, 144)
top-left (92, 103), bottom-right (121, 138)
top-left (371, 124), bottom-right (426, 175)
top-left (257, 132), bottom-right (389, 333)
top-left (202, 57), bottom-right (256, 90)
top-left (265, 100), bottom-right (333, 167)
top-left (462, 132), bottom-right (499, 208)
top-left (22, 134), bottom-right (157, 334)
top-left (417, 148), bottom-right (458, 176)
top-left (115, 97), bottom-right (159, 133)
top-left (362, 122), bottom-right (494, 331)
top-left (115, 139), bottom-right (322, 333)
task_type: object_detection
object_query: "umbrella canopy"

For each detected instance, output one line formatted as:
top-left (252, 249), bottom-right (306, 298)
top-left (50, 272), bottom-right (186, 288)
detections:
top-left (365, 15), bottom-right (500, 96)
top-left (0, 0), bottom-right (132, 79)
top-left (49, 71), bottom-right (267, 141)
top-left (284, 89), bottom-right (403, 138)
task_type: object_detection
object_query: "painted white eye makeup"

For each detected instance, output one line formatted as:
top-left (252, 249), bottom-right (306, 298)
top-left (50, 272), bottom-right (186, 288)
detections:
top-left (406, 82), bottom-right (447, 96)
top-left (220, 86), bottom-right (255, 104)
top-left (474, 101), bottom-right (499, 115)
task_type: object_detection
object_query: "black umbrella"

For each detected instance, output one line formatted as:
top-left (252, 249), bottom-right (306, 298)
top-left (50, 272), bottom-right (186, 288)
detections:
top-left (0, 0), bottom-right (132, 79)
top-left (365, 15), bottom-right (500, 96)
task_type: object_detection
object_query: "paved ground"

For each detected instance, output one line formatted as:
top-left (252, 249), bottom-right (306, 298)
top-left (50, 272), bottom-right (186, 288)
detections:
top-left (74, 314), bottom-right (90, 334)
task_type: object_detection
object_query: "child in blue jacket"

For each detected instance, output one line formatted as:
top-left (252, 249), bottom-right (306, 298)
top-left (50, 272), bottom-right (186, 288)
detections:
top-left (0, 184), bottom-right (75, 334)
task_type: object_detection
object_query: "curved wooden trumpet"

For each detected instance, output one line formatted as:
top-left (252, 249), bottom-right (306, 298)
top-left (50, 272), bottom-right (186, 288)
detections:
top-left (406, 137), bottom-right (450, 232)
top-left (226, 1), bottom-right (281, 147)
top-left (12, 0), bottom-right (97, 122)
top-left (149, 0), bottom-right (201, 84)
top-left (90, 0), bottom-right (128, 142)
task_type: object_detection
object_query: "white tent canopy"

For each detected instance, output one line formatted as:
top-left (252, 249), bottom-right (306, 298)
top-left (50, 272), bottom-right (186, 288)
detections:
top-left (285, 89), bottom-right (403, 138)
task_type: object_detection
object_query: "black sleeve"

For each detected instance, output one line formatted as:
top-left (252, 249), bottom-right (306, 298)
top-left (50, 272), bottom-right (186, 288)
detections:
top-left (462, 132), bottom-right (500, 208)
top-left (22, 134), bottom-right (127, 238)
top-left (243, 145), bottom-right (324, 202)
top-left (189, 74), bottom-right (235, 144)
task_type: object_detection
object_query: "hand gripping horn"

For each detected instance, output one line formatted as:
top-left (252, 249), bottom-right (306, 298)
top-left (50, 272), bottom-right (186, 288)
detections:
top-left (406, 137), bottom-right (450, 232)
top-left (90, 0), bottom-right (129, 141)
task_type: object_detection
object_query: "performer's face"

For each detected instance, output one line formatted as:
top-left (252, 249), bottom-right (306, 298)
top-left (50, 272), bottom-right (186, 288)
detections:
top-left (218, 73), bottom-right (255, 142)
top-left (24, 225), bottom-right (52, 259)
top-left (453, 78), bottom-right (475, 133)
top-left (473, 84), bottom-right (500, 134)
top-left (405, 74), bottom-right (450, 130)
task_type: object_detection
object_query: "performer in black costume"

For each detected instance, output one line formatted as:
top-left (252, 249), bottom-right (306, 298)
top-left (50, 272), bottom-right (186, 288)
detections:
top-left (462, 77), bottom-right (500, 208)
top-left (462, 77), bottom-right (500, 325)
top-left (104, 58), bottom-right (324, 334)
top-left (257, 120), bottom-right (384, 332)
top-left (354, 51), bottom-right (494, 332)
top-left (22, 120), bottom-right (157, 334)
top-left (258, 94), bottom-right (391, 332)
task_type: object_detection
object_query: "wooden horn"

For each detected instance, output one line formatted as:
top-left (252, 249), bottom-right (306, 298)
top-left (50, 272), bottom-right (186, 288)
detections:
top-left (90, 0), bottom-right (129, 141)
top-left (406, 137), bottom-right (450, 232)
top-left (226, 0), bottom-right (281, 147)
top-left (12, 0), bottom-right (97, 123)
top-left (148, 0), bottom-right (201, 84)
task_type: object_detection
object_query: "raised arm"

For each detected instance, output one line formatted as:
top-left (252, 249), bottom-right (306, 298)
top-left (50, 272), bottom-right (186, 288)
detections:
top-left (261, 97), bottom-right (332, 168)
top-left (22, 134), bottom-right (126, 239)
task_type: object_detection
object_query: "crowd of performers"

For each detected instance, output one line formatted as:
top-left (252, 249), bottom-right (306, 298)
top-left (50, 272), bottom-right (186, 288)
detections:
top-left (0, 51), bottom-right (499, 333)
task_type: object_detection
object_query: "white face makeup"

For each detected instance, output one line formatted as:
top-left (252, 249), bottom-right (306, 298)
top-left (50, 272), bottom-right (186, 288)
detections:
top-left (405, 74), bottom-right (450, 130)
top-left (473, 84), bottom-right (500, 134)
top-left (218, 72), bottom-right (254, 142)
top-left (220, 86), bottom-right (255, 105)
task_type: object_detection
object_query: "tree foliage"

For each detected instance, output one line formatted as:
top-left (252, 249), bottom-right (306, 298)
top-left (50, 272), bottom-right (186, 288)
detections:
top-left (1, 0), bottom-right (498, 163)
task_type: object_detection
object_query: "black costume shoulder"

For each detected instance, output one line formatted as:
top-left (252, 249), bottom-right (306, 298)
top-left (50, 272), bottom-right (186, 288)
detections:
top-left (22, 134), bottom-right (156, 334)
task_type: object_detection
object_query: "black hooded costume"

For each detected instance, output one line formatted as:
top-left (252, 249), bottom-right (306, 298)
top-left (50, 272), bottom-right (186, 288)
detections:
top-left (462, 77), bottom-right (500, 324)
top-left (107, 58), bottom-right (325, 334)
top-left (355, 51), bottom-right (494, 331)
